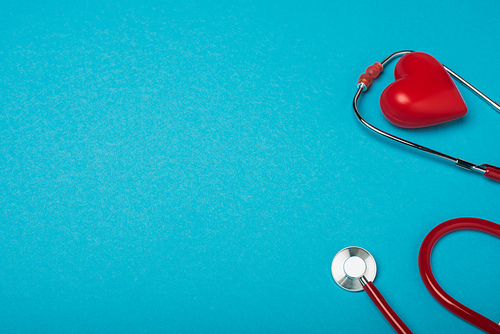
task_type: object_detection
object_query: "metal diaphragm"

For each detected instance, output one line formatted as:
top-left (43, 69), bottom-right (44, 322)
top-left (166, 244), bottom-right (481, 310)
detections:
top-left (331, 246), bottom-right (377, 292)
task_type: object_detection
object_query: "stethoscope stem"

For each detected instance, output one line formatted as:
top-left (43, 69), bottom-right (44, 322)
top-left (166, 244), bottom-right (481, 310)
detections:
top-left (353, 51), bottom-right (500, 181)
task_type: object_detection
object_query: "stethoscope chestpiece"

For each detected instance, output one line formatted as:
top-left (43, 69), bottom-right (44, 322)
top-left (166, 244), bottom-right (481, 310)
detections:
top-left (332, 246), bottom-right (413, 333)
top-left (331, 246), bottom-right (377, 292)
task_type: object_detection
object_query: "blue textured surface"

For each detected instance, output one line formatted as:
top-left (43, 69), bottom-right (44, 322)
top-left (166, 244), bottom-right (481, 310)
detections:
top-left (1, 1), bottom-right (499, 333)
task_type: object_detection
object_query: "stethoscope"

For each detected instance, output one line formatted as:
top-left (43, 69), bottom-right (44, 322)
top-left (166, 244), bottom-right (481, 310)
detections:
top-left (333, 52), bottom-right (500, 332)
top-left (353, 50), bottom-right (500, 183)
top-left (332, 218), bottom-right (500, 334)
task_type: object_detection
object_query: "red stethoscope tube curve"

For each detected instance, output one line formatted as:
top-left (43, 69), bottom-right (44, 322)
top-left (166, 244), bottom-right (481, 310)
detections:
top-left (363, 281), bottom-right (413, 334)
top-left (418, 218), bottom-right (500, 333)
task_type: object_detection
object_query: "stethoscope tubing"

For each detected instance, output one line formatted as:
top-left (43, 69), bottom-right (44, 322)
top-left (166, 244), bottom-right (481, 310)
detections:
top-left (353, 51), bottom-right (500, 182)
top-left (362, 279), bottom-right (413, 334)
top-left (419, 218), bottom-right (500, 334)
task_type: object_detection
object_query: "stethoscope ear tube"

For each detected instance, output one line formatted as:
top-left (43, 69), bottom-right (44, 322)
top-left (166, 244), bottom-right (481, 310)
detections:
top-left (353, 51), bottom-right (500, 183)
top-left (418, 218), bottom-right (500, 334)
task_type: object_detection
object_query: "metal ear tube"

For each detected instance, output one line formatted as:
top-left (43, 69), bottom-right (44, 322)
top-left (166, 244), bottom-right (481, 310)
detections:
top-left (353, 50), bottom-right (500, 183)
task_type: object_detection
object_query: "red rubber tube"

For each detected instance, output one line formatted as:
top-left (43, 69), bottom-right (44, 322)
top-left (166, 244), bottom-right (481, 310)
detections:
top-left (484, 165), bottom-right (500, 182)
top-left (363, 282), bottom-right (413, 334)
top-left (418, 218), bottom-right (500, 333)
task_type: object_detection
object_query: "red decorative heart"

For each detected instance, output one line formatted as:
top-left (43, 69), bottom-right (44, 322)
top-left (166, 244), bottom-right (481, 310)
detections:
top-left (380, 52), bottom-right (467, 128)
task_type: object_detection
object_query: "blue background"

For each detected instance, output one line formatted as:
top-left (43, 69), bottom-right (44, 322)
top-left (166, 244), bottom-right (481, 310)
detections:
top-left (1, 0), bottom-right (499, 333)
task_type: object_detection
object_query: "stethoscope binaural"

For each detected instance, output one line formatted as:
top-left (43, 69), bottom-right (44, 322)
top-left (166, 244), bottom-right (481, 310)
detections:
top-left (332, 218), bottom-right (500, 334)
top-left (353, 50), bottom-right (500, 183)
